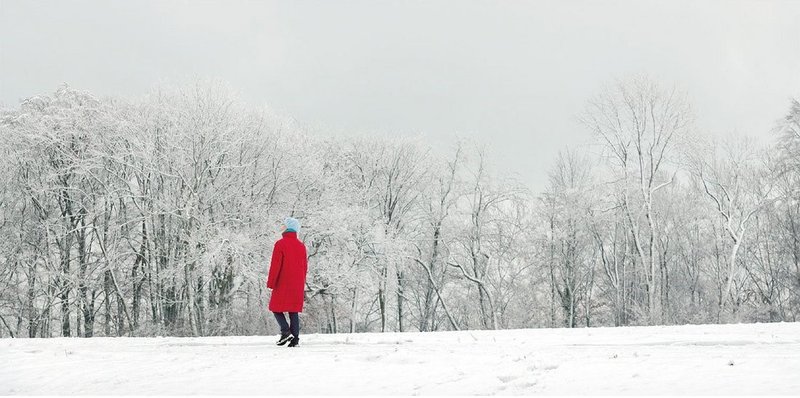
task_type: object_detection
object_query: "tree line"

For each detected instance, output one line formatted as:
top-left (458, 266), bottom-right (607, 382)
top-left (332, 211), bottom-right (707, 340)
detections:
top-left (0, 77), bottom-right (797, 338)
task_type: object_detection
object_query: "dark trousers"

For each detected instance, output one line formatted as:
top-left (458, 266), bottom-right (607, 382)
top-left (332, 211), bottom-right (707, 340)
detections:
top-left (273, 312), bottom-right (300, 337)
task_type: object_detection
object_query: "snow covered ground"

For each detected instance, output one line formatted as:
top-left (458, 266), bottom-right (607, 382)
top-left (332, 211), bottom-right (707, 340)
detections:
top-left (2, 322), bottom-right (799, 395)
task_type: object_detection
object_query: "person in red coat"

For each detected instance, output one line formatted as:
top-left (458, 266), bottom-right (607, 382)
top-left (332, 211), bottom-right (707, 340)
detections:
top-left (267, 217), bottom-right (308, 347)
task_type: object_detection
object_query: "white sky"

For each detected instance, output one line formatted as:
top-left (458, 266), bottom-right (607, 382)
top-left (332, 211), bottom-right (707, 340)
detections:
top-left (1, 0), bottom-right (798, 192)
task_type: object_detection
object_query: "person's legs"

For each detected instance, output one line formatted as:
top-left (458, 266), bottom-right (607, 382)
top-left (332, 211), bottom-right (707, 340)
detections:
top-left (273, 312), bottom-right (294, 345)
top-left (273, 312), bottom-right (290, 335)
top-left (288, 312), bottom-right (300, 338)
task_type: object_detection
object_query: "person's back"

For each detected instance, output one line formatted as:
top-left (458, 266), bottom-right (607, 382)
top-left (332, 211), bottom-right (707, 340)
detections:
top-left (268, 231), bottom-right (307, 311)
top-left (267, 217), bottom-right (308, 347)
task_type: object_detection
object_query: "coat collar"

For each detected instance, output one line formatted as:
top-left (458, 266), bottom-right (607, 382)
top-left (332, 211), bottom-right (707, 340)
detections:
top-left (282, 231), bottom-right (298, 238)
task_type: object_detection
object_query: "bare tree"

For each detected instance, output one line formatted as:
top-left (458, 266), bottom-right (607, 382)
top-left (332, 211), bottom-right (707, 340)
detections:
top-left (409, 143), bottom-right (463, 331)
top-left (3, 82), bottom-right (799, 338)
top-left (580, 76), bottom-right (693, 324)
top-left (542, 150), bottom-right (596, 327)
top-left (690, 137), bottom-right (775, 318)
top-left (446, 148), bottom-right (522, 330)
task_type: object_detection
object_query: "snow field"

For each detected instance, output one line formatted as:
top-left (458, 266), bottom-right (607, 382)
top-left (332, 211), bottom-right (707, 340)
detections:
top-left (2, 322), bottom-right (799, 395)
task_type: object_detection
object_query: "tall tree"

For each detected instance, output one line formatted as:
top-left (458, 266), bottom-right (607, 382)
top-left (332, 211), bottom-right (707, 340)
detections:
top-left (580, 76), bottom-right (693, 324)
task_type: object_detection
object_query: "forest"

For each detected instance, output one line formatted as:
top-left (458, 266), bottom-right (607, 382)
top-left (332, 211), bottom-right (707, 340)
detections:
top-left (0, 77), bottom-right (798, 338)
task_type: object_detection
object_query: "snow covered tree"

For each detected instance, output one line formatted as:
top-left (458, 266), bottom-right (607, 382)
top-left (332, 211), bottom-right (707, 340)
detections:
top-left (1, 81), bottom-right (798, 338)
top-left (580, 76), bottom-right (693, 325)
top-left (689, 137), bottom-right (775, 320)
top-left (541, 150), bottom-right (597, 327)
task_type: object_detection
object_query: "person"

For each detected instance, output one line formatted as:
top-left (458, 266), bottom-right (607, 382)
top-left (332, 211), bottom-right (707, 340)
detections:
top-left (267, 217), bottom-right (308, 347)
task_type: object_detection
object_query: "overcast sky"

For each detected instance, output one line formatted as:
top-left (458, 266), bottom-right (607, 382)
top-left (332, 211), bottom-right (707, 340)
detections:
top-left (1, 0), bottom-right (798, 192)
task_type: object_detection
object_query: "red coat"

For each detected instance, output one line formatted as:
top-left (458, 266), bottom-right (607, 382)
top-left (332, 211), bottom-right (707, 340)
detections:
top-left (267, 231), bottom-right (308, 312)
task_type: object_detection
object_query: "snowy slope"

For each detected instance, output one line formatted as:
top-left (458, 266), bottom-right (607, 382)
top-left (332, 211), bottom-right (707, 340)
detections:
top-left (2, 322), bottom-right (799, 395)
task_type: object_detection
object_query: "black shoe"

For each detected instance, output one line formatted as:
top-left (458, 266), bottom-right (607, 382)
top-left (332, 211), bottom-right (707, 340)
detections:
top-left (287, 337), bottom-right (300, 347)
top-left (276, 333), bottom-right (293, 346)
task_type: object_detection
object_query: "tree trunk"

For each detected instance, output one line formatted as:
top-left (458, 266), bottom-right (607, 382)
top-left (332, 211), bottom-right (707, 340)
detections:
top-left (378, 264), bottom-right (387, 332)
top-left (721, 237), bottom-right (743, 311)
top-left (414, 258), bottom-right (459, 331)
top-left (60, 232), bottom-right (72, 337)
top-left (104, 270), bottom-right (113, 336)
top-left (185, 264), bottom-right (199, 337)
top-left (396, 270), bottom-right (404, 332)
top-left (27, 263), bottom-right (37, 338)
top-left (350, 287), bottom-right (357, 333)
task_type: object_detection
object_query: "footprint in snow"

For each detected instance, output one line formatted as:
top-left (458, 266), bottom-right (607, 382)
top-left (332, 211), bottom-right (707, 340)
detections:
top-left (498, 374), bottom-right (520, 383)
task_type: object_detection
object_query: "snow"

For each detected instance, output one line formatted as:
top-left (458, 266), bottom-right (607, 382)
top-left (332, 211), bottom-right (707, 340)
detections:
top-left (2, 322), bottom-right (799, 395)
